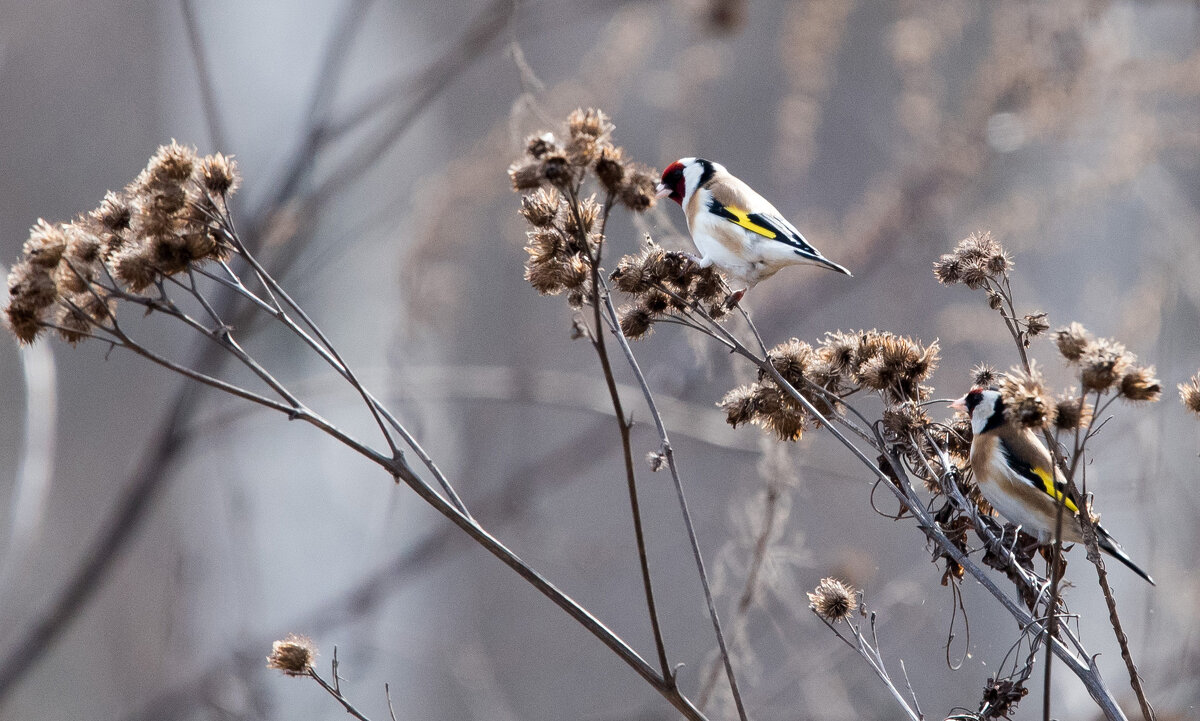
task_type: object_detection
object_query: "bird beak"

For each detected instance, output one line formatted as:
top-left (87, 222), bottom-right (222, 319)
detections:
top-left (655, 183), bottom-right (672, 199)
top-left (949, 395), bottom-right (968, 413)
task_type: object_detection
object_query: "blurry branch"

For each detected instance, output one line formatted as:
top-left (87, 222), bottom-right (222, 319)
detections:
top-left (179, 0), bottom-right (228, 150)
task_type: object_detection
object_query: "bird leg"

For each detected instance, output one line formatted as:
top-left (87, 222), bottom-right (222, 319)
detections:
top-left (725, 288), bottom-right (746, 308)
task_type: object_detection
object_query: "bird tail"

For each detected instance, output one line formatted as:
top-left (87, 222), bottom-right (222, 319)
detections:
top-left (1096, 525), bottom-right (1155, 585)
top-left (812, 255), bottom-right (852, 277)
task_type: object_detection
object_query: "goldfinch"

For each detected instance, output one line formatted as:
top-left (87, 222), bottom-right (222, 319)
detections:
top-left (952, 388), bottom-right (1154, 585)
top-left (655, 158), bottom-right (850, 302)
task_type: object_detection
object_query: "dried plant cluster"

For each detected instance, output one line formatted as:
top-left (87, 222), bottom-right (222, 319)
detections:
top-left (5, 142), bottom-right (238, 345)
top-left (509, 108), bottom-right (662, 308)
top-left (267, 634), bottom-right (317, 677)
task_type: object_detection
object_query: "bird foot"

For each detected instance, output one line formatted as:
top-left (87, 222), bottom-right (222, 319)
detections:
top-left (724, 288), bottom-right (746, 309)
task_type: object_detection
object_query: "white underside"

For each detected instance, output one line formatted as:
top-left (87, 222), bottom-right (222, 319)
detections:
top-left (977, 453), bottom-right (1056, 543)
top-left (688, 211), bottom-right (818, 290)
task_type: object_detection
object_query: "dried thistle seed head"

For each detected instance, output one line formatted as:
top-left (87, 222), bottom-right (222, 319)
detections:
top-left (566, 108), bottom-right (613, 141)
top-left (611, 255), bottom-right (652, 295)
top-left (932, 253), bottom-right (962, 285)
top-left (971, 363), bottom-right (999, 387)
top-left (524, 257), bottom-right (571, 295)
top-left (985, 246), bottom-right (1012, 274)
top-left (691, 266), bottom-right (725, 302)
top-left (525, 131), bottom-right (559, 160)
top-left (518, 188), bottom-right (560, 228)
top-left (986, 290), bottom-right (1003, 310)
top-left (525, 228), bottom-right (564, 264)
top-left (619, 304), bottom-right (654, 339)
top-left (759, 391), bottom-right (809, 441)
top-left (94, 191), bottom-right (132, 231)
top-left (959, 261), bottom-right (990, 289)
top-left (4, 303), bottom-right (43, 344)
top-left (999, 367), bottom-right (1056, 429)
top-left (1079, 338), bottom-right (1132, 393)
top-left (508, 159), bottom-right (545, 190)
top-left (646, 451), bottom-right (666, 472)
top-left (566, 133), bottom-right (600, 167)
top-left (1023, 312), bottom-right (1049, 337)
top-left (594, 146), bottom-right (627, 195)
top-left (953, 230), bottom-right (1001, 263)
top-left (197, 152), bottom-right (239, 196)
top-left (1179, 374), bottom-right (1200, 416)
top-left (764, 338), bottom-right (813, 386)
top-left (719, 384), bottom-right (760, 428)
top-left (267, 634), bottom-right (316, 676)
top-left (540, 153), bottom-right (574, 188)
top-left (1054, 322), bottom-right (1092, 363)
top-left (149, 234), bottom-right (191, 276)
top-left (1053, 391), bottom-right (1093, 430)
top-left (111, 246), bottom-right (160, 292)
top-left (818, 331), bottom-right (858, 377)
top-left (1119, 365), bottom-right (1161, 403)
top-left (882, 403), bottom-right (931, 437)
top-left (617, 164), bottom-right (658, 212)
top-left (808, 577), bottom-right (858, 623)
top-left (64, 223), bottom-right (102, 266)
top-left (6, 261), bottom-right (58, 312)
top-left (145, 141), bottom-right (198, 185)
top-left (23, 219), bottom-right (68, 268)
top-left (563, 195), bottom-right (601, 237)
top-left (642, 289), bottom-right (670, 314)
top-left (53, 297), bottom-right (94, 344)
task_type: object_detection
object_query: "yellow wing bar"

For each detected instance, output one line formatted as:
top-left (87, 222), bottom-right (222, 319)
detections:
top-left (1031, 466), bottom-right (1080, 514)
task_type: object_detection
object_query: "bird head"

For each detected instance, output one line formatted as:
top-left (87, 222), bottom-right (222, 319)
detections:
top-left (951, 387), bottom-right (1005, 436)
top-left (655, 157), bottom-right (713, 206)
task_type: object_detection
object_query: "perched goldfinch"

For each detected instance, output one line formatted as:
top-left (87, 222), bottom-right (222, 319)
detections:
top-left (952, 388), bottom-right (1154, 585)
top-left (655, 158), bottom-right (850, 302)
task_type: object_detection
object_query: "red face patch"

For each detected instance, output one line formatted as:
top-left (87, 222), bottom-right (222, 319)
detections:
top-left (659, 161), bottom-right (687, 204)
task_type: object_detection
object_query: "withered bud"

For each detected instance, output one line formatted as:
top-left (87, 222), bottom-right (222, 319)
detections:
top-left (1079, 339), bottom-right (1132, 393)
top-left (519, 188), bottom-right (560, 228)
top-left (566, 108), bottom-right (613, 141)
top-left (719, 384), bottom-right (766, 428)
top-left (617, 165), bottom-right (658, 212)
top-left (111, 246), bottom-right (160, 292)
top-left (764, 338), bottom-right (813, 386)
top-left (594, 146), bottom-right (627, 195)
top-left (882, 403), bottom-right (931, 437)
top-left (1119, 365), bottom-right (1161, 403)
top-left (1023, 312), bottom-right (1049, 337)
top-left (960, 261), bottom-right (990, 290)
top-left (540, 153), bottom-right (574, 188)
top-left (808, 577), bottom-right (858, 623)
top-left (525, 228), bottom-right (564, 264)
top-left (94, 191), bottom-right (132, 231)
top-left (987, 290), bottom-right (1003, 310)
top-left (971, 363), bottom-right (999, 387)
top-left (145, 141), bottom-right (198, 185)
top-left (508, 160), bottom-right (545, 190)
top-left (985, 247), bottom-right (1012, 275)
top-left (692, 266), bottom-right (725, 303)
top-left (198, 153), bottom-right (240, 196)
top-left (6, 261), bottom-right (58, 311)
top-left (932, 253), bottom-right (962, 285)
top-left (53, 296), bottom-right (94, 345)
top-left (999, 367), bottom-right (1056, 429)
top-left (646, 450), bottom-right (666, 472)
top-left (1178, 374), bottom-right (1200, 416)
top-left (525, 132), bottom-right (559, 160)
top-left (563, 195), bottom-right (601, 237)
top-left (818, 331), bottom-right (857, 377)
top-left (23, 219), bottom-right (68, 268)
top-left (611, 254), bottom-right (652, 295)
top-left (267, 634), bottom-right (317, 676)
top-left (618, 304), bottom-right (654, 339)
top-left (953, 231), bottom-right (1002, 263)
top-left (64, 223), bottom-right (103, 266)
top-left (1054, 322), bottom-right (1092, 363)
top-left (1053, 392), bottom-right (1093, 431)
top-left (4, 303), bottom-right (43, 344)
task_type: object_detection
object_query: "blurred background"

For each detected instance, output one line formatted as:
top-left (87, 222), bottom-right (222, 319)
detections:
top-left (1, 1), bottom-right (1198, 719)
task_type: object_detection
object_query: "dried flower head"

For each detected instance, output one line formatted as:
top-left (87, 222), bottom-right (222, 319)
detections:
top-left (764, 338), bottom-right (813, 386)
top-left (808, 577), bottom-right (858, 623)
top-left (646, 450), bottom-right (666, 472)
top-left (1079, 338), bottom-right (1132, 393)
top-left (267, 634), bottom-right (316, 676)
top-left (198, 152), bottom-right (239, 195)
top-left (617, 164), bottom-right (658, 212)
top-left (525, 132), bottom-right (559, 160)
top-left (971, 363), bottom-right (999, 387)
top-left (618, 304), bottom-right (654, 339)
top-left (1119, 365), bottom-right (1161, 403)
top-left (1053, 391), bottom-right (1093, 430)
top-left (999, 366), bottom-right (1056, 429)
top-left (562, 194), bottom-right (601, 237)
top-left (932, 253), bottom-right (963, 285)
top-left (23, 219), bottom-right (68, 269)
top-left (145, 141), bottom-right (197, 185)
top-left (1054, 322), bottom-right (1092, 363)
top-left (508, 160), bottom-right (545, 190)
top-left (1023, 312), bottom-right (1049, 337)
top-left (518, 188), bottom-right (560, 228)
top-left (1179, 373), bottom-right (1200, 416)
top-left (567, 108), bottom-right (614, 141)
top-left (594, 146), bottom-right (627, 195)
top-left (882, 402), bottom-right (931, 438)
top-left (818, 331), bottom-right (858, 377)
top-left (94, 191), bottom-right (132, 232)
